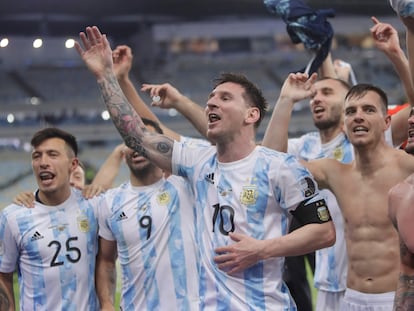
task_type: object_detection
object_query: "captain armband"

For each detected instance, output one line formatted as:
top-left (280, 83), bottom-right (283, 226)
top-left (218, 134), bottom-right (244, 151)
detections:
top-left (290, 197), bottom-right (331, 225)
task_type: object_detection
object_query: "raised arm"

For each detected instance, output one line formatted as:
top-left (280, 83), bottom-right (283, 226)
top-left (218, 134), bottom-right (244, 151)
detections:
top-left (262, 72), bottom-right (317, 152)
top-left (141, 83), bottom-right (208, 139)
top-left (318, 52), bottom-right (337, 79)
top-left (371, 16), bottom-right (414, 146)
top-left (402, 16), bottom-right (414, 93)
top-left (75, 26), bottom-right (173, 173)
top-left (0, 272), bottom-right (15, 311)
top-left (113, 45), bottom-right (181, 141)
top-left (92, 143), bottom-right (125, 189)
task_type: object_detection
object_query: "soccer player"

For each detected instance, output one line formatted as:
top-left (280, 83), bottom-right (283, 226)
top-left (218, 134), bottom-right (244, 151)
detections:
top-left (0, 127), bottom-right (102, 310)
top-left (75, 26), bottom-right (335, 310)
top-left (96, 118), bottom-right (201, 310)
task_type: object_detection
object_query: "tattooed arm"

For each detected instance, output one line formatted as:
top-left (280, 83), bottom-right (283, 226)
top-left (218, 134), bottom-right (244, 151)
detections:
top-left (75, 26), bottom-right (173, 172)
top-left (0, 272), bottom-right (14, 311)
top-left (393, 242), bottom-right (414, 311)
top-left (389, 177), bottom-right (414, 310)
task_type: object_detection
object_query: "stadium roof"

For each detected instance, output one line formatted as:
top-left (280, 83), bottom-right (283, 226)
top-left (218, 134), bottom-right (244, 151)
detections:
top-left (0, 0), bottom-right (396, 39)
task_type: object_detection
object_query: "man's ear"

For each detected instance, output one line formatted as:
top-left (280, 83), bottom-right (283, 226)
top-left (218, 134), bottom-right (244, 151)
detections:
top-left (246, 107), bottom-right (260, 125)
top-left (384, 114), bottom-right (392, 130)
top-left (70, 157), bottom-right (80, 173)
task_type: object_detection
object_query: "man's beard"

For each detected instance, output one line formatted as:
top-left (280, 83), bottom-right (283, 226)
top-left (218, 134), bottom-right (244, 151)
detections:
top-left (128, 160), bottom-right (154, 178)
top-left (314, 118), bottom-right (340, 131)
top-left (405, 144), bottom-right (414, 155)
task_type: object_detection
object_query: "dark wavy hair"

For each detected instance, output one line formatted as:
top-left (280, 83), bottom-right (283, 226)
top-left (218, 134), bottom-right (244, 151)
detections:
top-left (213, 72), bottom-right (268, 129)
top-left (31, 127), bottom-right (78, 157)
top-left (345, 83), bottom-right (388, 114)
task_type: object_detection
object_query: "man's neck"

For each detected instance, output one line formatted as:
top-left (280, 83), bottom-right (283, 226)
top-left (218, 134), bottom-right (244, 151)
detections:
top-left (353, 140), bottom-right (391, 175)
top-left (319, 126), bottom-right (344, 144)
top-left (36, 187), bottom-right (71, 206)
top-left (130, 168), bottom-right (164, 187)
top-left (216, 139), bottom-right (256, 163)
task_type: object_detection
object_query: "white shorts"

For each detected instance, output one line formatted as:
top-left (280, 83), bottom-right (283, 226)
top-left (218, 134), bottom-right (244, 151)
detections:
top-left (339, 288), bottom-right (394, 311)
top-left (390, 0), bottom-right (414, 17)
top-left (315, 289), bottom-right (345, 311)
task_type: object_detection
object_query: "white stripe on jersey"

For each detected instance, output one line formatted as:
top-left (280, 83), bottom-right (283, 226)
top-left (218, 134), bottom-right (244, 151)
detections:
top-left (0, 188), bottom-right (101, 310)
top-left (99, 176), bottom-right (200, 311)
top-left (173, 141), bottom-right (325, 310)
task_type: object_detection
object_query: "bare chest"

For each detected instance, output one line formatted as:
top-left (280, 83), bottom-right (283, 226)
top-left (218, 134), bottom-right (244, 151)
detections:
top-left (332, 170), bottom-right (402, 228)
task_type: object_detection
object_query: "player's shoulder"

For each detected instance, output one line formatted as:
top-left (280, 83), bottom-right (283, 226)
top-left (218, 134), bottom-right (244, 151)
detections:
top-left (389, 147), bottom-right (414, 172)
top-left (258, 145), bottom-right (315, 164)
top-left (257, 145), bottom-right (289, 158)
top-left (165, 175), bottom-right (190, 189)
top-left (389, 178), bottom-right (410, 199)
top-left (180, 136), bottom-right (211, 147)
top-left (301, 131), bottom-right (320, 139)
top-left (1, 203), bottom-right (26, 216)
top-left (312, 156), bottom-right (345, 165)
top-left (309, 157), bottom-right (350, 175)
top-left (395, 146), bottom-right (414, 161)
top-left (0, 202), bottom-right (38, 222)
top-left (102, 181), bottom-right (129, 199)
top-left (292, 131), bottom-right (320, 145)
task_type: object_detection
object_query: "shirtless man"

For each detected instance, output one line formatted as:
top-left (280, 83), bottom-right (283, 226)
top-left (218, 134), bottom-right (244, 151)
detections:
top-left (267, 75), bottom-right (414, 309)
top-left (301, 83), bottom-right (414, 309)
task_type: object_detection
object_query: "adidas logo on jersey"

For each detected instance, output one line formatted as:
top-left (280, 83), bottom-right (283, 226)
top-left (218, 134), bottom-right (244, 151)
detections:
top-left (116, 212), bottom-right (128, 221)
top-left (205, 173), bottom-right (215, 184)
top-left (31, 231), bottom-right (44, 241)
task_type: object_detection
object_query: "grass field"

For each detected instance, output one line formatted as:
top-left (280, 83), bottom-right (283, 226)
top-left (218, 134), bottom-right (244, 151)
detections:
top-left (306, 259), bottom-right (318, 310)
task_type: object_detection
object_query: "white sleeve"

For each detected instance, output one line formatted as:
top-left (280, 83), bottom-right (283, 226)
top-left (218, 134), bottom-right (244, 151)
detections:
top-left (97, 194), bottom-right (115, 241)
top-left (384, 126), bottom-right (395, 147)
top-left (287, 137), bottom-right (304, 156)
top-left (0, 208), bottom-right (19, 273)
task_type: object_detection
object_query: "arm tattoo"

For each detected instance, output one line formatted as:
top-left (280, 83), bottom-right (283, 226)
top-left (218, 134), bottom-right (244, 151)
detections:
top-left (98, 74), bottom-right (173, 163)
top-left (124, 136), bottom-right (147, 158)
top-left (99, 74), bottom-right (145, 139)
top-left (157, 141), bottom-right (171, 154)
top-left (394, 238), bottom-right (414, 311)
top-left (394, 274), bottom-right (414, 311)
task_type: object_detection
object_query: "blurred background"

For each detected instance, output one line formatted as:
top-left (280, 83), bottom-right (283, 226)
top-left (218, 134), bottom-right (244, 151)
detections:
top-left (0, 0), bottom-right (406, 206)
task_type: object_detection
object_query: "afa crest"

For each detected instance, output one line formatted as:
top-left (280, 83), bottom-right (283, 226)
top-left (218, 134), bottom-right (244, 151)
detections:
top-left (300, 177), bottom-right (316, 197)
top-left (77, 214), bottom-right (90, 233)
top-left (240, 185), bottom-right (258, 205)
top-left (157, 191), bottom-right (171, 205)
top-left (317, 206), bottom-right (330, 222)
top-left (333, 146), bottom-right (344, 161)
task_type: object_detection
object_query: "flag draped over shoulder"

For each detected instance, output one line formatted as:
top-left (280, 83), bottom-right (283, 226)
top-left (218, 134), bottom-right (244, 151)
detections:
top-left (264, 0), bottom-right (335, 74)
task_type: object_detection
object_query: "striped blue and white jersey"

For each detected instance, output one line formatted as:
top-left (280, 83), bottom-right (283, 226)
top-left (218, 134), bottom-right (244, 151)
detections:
top-left (172, 142), bottom-right (326, 311)
top-left (0, 188), bottom-right (101, 311)
top-left (180, 135), bottom-right (211, 147)
top-left (288, 132), bottom-right (352, 292)
top-left (98, 176), bottom-right (200, 311)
